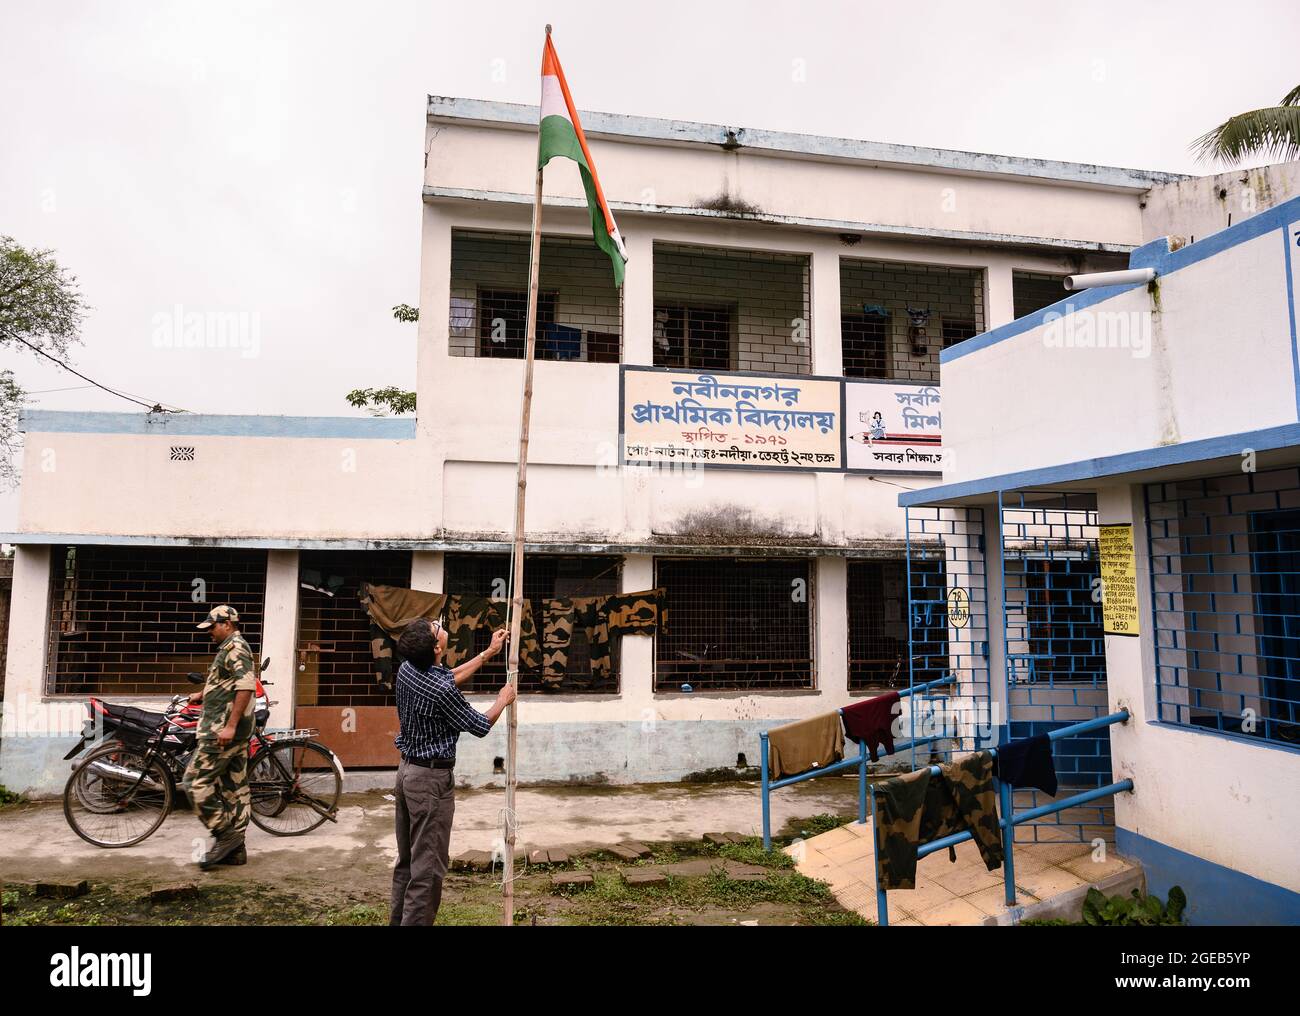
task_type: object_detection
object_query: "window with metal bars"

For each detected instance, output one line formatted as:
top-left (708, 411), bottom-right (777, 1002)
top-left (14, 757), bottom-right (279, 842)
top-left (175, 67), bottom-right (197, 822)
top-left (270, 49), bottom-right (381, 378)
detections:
top-left (1147, 467), bottom-right (1300, 748)
top-left (1011, 270), bottom-right (1071, 318)
top-left (653, 305), bottom-right (733, 371)
top-left (840, 258), bottom-right (984, 383)
top-left (442, 553), bottom-right (622, 693)
top-left (449, 229), bottom-right (622, 361)
top-left (295, 550), bottom-right (412, 709)
top-left (1004, 556), bottom-right (1106, 686)
top-left (847, 559), bottom-right (908, 689)
top-left (654, 557), bottom-right (813, 691)
top-left (45, 545), bottom-right (266, 696)
top-left (653, 242), bottom-right (811, 375)
top-left (840, 312), bottom-right (889, 378)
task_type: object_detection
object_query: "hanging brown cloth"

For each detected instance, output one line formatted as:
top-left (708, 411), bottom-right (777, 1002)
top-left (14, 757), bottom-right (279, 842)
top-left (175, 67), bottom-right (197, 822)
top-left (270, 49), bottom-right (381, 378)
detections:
top-left (767, 712), bottom-right (845, 780)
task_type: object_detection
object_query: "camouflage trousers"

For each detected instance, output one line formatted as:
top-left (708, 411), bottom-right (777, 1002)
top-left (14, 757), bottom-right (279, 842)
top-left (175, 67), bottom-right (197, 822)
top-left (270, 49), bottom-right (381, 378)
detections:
top-left (871, 750), bottom-right (1003, 890)
top-left (183, 739), bottom-right (251, 839)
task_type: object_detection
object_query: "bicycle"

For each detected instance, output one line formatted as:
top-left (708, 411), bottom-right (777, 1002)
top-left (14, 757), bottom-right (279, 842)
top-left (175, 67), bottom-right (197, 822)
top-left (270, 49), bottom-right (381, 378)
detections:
top-left (63, 662), bottom-right (344, 848)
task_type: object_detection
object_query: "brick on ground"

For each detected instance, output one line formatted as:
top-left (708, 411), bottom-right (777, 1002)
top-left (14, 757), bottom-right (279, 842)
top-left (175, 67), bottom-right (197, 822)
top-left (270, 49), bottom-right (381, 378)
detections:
top-left (723, 863), bottom-right (771, 883)
top-left (550, 871), bottom-right (594, 891)
top-left (621, 868), bottom-right (668, 887)
top-left (451, 849), bottom-right (494, 872)
top-left (617, 840), bottom-right (653, 858)
top-left (35, 880), bottom-right (88, 900)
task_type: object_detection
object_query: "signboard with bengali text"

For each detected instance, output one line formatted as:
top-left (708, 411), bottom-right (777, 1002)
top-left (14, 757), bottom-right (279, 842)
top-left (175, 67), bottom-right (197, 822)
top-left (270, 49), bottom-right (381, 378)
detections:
top-left (621, 367), bottom-right (843, 470)
top-left (844, 379), bottom-right (944, 474)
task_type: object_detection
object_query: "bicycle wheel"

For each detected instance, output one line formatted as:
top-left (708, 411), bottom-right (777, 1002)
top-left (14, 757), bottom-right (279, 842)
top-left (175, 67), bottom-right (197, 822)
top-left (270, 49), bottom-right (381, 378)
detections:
top-left (64, 742), bottom-right (174, 848)
top-left (248, 740), bottom-right (341, 836)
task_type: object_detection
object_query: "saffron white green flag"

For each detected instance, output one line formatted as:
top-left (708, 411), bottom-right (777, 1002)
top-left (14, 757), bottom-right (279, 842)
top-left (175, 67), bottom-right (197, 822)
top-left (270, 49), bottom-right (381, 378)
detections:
top-left (539, 33), bottom-right (627, 287)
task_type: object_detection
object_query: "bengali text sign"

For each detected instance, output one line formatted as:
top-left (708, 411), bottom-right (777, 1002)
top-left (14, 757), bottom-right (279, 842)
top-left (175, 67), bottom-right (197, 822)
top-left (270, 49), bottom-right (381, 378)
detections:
top-left (622, 369), bottom-right (842, 469)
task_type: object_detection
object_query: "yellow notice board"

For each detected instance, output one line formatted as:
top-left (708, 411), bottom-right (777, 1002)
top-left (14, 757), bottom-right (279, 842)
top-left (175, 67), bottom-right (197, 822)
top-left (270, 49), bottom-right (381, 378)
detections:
top-left (1099, 524), bottom-right (1140, 636)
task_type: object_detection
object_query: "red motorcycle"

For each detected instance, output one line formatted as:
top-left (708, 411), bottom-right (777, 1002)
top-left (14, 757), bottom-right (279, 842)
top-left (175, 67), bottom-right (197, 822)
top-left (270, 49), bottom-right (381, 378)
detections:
top-left (63, 659), bottom-right (344, 848)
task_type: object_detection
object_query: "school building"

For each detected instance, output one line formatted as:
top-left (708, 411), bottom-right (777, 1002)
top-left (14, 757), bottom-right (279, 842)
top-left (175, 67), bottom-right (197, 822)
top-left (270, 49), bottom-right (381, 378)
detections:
top-left (1, 97), bottom-right (1296, 919)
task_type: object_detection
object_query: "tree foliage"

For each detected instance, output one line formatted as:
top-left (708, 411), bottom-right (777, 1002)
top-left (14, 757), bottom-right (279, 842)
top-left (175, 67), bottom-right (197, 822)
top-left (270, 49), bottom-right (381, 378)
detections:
top-left (345, 304), bottom-right (418, 416)
top-left (0, 237), bottom-right (88, 485)
top-left (1192, 84), bottom-right (1300, 166)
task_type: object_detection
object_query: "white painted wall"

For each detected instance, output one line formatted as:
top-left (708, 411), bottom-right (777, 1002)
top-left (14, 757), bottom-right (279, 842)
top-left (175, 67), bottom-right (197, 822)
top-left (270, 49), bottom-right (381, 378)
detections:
top-left (1142, 162), bottom-right (1300, 248)
top-left (942, 221), bottom-right (1300, 485)
top-left (426, 121), bottom-right (1152, 249)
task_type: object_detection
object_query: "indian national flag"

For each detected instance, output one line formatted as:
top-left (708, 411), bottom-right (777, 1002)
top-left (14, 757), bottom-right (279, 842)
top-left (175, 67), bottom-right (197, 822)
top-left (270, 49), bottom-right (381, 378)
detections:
top-left (539, 33), bottom-right (627, 287)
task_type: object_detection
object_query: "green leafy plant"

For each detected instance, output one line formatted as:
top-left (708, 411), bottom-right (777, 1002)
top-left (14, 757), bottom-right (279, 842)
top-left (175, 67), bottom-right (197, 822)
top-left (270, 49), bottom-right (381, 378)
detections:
top-left (345, 304), bottom-right (417, 416)
top-left (1082, 885), bottom-right (1187, 926)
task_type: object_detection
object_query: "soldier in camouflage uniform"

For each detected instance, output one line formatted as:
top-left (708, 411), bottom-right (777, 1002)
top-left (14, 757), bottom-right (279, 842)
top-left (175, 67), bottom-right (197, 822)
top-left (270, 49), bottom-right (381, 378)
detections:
top-left (871, 750), bottom-right (1003, 890)
top-left (183, 605), bottom-right (257, 870)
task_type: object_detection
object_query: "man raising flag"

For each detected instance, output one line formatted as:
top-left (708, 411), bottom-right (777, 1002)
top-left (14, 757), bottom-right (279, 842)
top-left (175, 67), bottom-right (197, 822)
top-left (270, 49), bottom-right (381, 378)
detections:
top-left (538, 27), bottom-right (627, 286)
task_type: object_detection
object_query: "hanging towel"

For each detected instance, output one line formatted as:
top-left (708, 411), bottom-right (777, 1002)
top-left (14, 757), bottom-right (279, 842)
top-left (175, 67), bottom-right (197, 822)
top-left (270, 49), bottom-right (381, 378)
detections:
top-left (361, 585), bottom-right (451, 689)
top-left (361, 584), bottom-right (449, 638)
top-left (995, 733), bottom-right (1058, 796)
top-left (767, 713), bottom-right (845, 781)
top-left (872, 750), bottom-right (1003, 890)
top-left (841, 691), bottom-right (901, 762)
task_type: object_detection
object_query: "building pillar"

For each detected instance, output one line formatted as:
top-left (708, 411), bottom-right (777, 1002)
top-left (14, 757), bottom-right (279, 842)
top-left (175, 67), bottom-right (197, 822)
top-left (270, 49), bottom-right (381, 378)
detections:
top-left (262, 550), bottom-right (299, 729)
top-left (815, 555), bottom-right (848, 698)
top-left (621, 554), bottom-right (655, 712)
top-left (622, 229), bottom-right (654, 365)
top-left (0, 545), bottom-right (56, 794)
top-left (810, 243), bottom-right (843, 376)
top-left (985, 261), bottom-right (1017, 329)
top-left (411, 551), bottom-right (444, 592)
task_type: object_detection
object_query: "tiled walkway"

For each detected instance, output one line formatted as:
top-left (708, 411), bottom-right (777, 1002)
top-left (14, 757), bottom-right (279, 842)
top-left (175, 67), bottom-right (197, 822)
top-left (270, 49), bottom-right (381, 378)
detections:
top-left (788, 819), bottom-right (1135, 925)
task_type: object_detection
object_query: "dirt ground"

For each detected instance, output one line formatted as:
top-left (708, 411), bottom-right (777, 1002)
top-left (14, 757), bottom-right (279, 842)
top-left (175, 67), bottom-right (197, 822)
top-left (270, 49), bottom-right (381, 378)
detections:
top-left (0, 780), bottom-right (868, 926)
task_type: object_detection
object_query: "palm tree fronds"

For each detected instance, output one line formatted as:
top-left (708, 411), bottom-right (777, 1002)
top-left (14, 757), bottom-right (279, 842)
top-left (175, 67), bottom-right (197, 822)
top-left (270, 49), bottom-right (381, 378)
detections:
top-left (1282, 84), bottom-right (1300, 108)
top-left (1191, 103), bottom-right (1300, 166)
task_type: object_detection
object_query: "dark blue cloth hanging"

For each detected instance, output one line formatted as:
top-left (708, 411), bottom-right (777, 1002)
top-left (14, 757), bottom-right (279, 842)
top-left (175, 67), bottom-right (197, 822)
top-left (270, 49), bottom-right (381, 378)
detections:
top-left (995, 733), bottom-right (1058, 796)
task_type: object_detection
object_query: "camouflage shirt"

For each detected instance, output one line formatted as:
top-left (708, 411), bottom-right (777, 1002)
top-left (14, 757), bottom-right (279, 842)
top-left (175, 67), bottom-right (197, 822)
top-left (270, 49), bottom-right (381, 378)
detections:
top-left (198, 632), bottom-right (257, 742)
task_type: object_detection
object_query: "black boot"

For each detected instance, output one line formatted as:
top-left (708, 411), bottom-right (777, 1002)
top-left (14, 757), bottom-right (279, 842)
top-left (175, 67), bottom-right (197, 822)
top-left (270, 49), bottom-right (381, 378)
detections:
top-left (218, 843), bottom-right (247, 866)
top-left (199, 830), bottom-right (245, 870)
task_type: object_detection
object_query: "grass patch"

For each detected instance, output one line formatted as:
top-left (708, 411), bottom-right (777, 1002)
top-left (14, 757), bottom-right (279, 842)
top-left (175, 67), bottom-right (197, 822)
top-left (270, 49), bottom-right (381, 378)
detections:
top-left (781, 813), bottom-right (854, 841)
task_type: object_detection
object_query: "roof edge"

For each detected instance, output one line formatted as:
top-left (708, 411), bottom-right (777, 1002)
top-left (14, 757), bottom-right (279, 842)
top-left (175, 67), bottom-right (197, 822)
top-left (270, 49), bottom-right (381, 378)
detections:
top-left (427, 95), bottom-right (1188, 191)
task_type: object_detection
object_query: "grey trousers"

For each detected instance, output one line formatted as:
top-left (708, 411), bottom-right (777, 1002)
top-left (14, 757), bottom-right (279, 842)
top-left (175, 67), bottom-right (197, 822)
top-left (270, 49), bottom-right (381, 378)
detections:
top-left (390, 761), bottom-right (456, 926)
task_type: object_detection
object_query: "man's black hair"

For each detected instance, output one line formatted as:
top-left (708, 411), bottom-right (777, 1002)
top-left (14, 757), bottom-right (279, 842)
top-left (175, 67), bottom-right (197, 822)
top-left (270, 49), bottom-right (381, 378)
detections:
top-left (397, 618), bottom-right (437, 668)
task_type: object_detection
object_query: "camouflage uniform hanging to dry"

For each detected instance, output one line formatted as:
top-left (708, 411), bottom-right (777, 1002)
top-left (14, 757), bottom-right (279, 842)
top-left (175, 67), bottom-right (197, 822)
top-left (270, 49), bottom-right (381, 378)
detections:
top-left (444, 595), bottom-right (542, 670)
top-left (871, 750), bottom-right (1003, 890)
top-left (541, 588), bottom-right (666, 686)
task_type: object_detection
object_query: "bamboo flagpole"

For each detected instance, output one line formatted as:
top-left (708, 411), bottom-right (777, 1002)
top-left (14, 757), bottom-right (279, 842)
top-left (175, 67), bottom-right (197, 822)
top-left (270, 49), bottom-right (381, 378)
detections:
top-left (501, 23), bottom-right (628, 927)
top-left (502, 157), bottom-right (544, 927)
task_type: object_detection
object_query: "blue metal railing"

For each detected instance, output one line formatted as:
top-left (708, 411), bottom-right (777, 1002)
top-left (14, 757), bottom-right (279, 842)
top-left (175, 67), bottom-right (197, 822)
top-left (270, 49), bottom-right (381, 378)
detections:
top-left (867, 708), bottom-right (1133, 925)
top-left (758, 674), bottom-right (955, 851)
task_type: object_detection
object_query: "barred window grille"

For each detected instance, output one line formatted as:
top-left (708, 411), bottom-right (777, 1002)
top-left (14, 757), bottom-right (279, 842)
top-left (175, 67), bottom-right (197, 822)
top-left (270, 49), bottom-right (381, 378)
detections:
top-left (296, 550), bottom-right (412, 709)
top-left (449, 229), bottom-right (622, 361)
top-left (840, 258), bottom-right (984, 383)
top-left (442, 553), bottom-right (622, 694)
top-left (1147, 467), bottom-right (1300, 748)
top-left (847, 559), bottom-right (909, 690)
top-left (653, 243), bottom-right (811, 375)
top-left (654, 557), bottom-right (813, 691)
top-left (1011, 271), bottom-right (1071, 319)
top-left (46, 545), bottom-right (266, 696)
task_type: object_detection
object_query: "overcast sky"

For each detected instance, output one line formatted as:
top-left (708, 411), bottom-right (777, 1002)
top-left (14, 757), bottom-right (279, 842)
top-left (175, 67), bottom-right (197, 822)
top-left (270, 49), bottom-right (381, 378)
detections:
top-left (1, 0), bottom-right (1296, 511)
